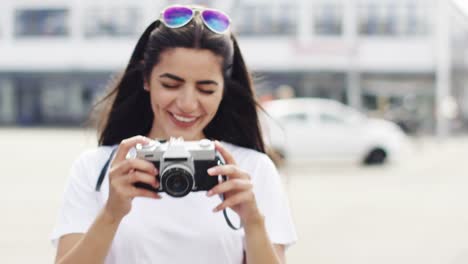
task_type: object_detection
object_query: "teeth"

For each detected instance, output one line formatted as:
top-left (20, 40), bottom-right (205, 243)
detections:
top-left (172, 113), bottom-right (197, 123)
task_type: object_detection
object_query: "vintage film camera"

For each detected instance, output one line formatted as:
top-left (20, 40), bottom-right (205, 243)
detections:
top-left (133, 138), bottom-right (224, 197)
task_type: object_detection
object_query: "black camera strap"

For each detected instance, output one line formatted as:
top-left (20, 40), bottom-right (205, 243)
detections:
top-left (221, 195), bottom-right (243, 230)
top-left (96, 148), bottom-right (117, 191)
top-left (223, 209), bottom-right (240, 230)
top-left (96, 147), bottom-right (243, 230)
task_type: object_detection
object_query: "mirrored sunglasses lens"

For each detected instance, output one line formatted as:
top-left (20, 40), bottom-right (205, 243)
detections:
top-left (163, 6), bottom-right (193, 27)
top-left (202, 10), bottom-right (230, 33)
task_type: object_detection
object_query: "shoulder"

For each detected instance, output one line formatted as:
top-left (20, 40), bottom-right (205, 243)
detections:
top-left (220, 141), bottom-right (268, 161)
top-left (73, 146), bottom-right (116, 169)
top-left (220, 141), bottom-right (276, 173)
top-left (69, 146), bottom-right (116, 183)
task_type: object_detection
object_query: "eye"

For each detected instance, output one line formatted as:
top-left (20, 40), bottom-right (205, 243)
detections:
top-left (161, 83), bottom-right (179, 89)
top-left (198, 88), bottom-right (215, 95)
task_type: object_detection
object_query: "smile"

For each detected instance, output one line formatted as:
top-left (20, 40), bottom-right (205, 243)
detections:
top-left (169, 112), bottom-right (200, 125)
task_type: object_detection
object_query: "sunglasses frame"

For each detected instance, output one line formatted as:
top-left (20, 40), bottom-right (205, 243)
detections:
top-left (159, 5), bottom-right (231, 34)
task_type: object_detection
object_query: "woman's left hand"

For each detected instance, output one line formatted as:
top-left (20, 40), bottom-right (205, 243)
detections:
top-left (207, 141), bottom-right (263, 225)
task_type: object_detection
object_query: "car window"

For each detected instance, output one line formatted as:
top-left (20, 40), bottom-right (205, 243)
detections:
top-left (319, 113), bottom-right (344, 124)
top-left (280, 112), bottom-right (308, 123)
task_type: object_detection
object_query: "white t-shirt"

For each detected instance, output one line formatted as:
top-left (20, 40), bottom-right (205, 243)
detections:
top-left (51, 142), bottom-right (297, 264)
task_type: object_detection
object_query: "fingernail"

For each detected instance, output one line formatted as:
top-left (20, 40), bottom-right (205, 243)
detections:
top-left (213, 207), bottom-right (219, 212)
top-left (207, 190), bottom-right (213, 197)
top-left (207, 168), bottom-right (216, 175)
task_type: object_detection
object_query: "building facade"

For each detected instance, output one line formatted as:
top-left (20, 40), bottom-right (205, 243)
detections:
top-left (0, 0), bottom-right (467, 135)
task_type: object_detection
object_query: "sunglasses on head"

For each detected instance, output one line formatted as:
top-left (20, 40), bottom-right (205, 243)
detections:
top-left (159, 5), bottom-right (231, 34)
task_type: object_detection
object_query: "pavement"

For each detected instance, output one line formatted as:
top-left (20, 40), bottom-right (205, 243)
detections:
top-left (283, 136), bottom-right (468, 264)
top-left (0, 128), bottom-right (467, 263)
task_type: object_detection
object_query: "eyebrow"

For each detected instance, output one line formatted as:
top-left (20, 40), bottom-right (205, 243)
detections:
top-left (159, 73), bottom-right (218, 86)
top-left (159, 73), bottom-right (184, 82)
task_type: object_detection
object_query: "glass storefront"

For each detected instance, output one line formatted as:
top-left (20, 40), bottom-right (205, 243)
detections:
top-left (257, 71), bottom-right (436, 134)
top-left (361, 73), bottom-right (435, 134)
top-left (0, 73), bottom-right (112, 126)
top-left (0, 78), bottom-right (16, 124)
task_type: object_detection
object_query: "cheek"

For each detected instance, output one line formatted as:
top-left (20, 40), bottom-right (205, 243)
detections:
top-left (206, 94), bottom-right (223, 116)
top-left (149, 94), bottom-right (160, 113)
top-left (150, 89), bottom-right (171, 110)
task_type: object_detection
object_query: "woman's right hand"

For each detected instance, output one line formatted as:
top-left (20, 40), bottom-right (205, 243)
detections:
top-left (105, 136), bottom-right (161, 221)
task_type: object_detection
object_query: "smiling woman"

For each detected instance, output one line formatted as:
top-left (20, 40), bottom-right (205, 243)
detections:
top-left (144, 48), bottom-right (224, 141)
top-left (50, 4), bottom-right (297, 264)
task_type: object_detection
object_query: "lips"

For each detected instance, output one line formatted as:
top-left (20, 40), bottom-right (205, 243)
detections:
top-left (168, 111), bottom-right (200, 128)
top-left (172, 113), bottom-right (197, 122)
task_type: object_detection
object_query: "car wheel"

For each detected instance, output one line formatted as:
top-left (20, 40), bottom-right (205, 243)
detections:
top-left (363, 148), bottom-right (387, 165)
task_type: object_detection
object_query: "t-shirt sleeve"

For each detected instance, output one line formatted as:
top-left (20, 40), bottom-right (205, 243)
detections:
top-left (252, 154), bottom-right (297, 248)
top-left (50, 152), bottom-right (102, 247)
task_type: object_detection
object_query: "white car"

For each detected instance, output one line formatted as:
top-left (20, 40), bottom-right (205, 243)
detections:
top-left (261, 98), bottom-right (410, 165)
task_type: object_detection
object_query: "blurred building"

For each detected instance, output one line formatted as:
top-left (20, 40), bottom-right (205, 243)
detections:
top-left (0, 0), bottom-right (467, 135)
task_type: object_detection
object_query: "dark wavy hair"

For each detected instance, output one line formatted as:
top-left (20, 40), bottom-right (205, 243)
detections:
top-left (92, 15), bottom-right (265, 153)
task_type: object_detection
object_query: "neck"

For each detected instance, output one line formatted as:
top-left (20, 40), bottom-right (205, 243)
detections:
top-left (146, 127), bottom-right (205, 141)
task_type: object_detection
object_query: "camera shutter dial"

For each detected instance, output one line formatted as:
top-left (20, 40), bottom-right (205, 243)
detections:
top-left (199, 139), bottom-right (212, 148)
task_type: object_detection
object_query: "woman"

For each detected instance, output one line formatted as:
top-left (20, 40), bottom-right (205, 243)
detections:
top-left (51, 4), bottom-right (296, 264)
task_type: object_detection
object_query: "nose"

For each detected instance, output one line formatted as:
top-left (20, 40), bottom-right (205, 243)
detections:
top-left (176, 87), bottom-right (198, 113)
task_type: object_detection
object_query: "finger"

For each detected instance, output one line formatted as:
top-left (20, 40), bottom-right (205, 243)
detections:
top-left (111, 177), bottom-right (161, 199)
top-left (128, 170), bottom-right (160, 189)
top-left (131, 186), bottom-right (162, 199)
top-left (207, 179), bottom-right (252, 197)
top-left (213, 191), bottom-right (253, 212)
top-left (111, 159), bottom-right (158, 178)
top-left (214, 141), bottom-right (236, 165)
top-left (207, 164), bottom-right (249, 179)
top-left (113, 136), bottom-right (151, 164)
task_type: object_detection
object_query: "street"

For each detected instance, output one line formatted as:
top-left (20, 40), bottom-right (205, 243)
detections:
top-left (284, 136), bottom-right (468, 264)
top-left (0, 128), bottom-right (467, 263)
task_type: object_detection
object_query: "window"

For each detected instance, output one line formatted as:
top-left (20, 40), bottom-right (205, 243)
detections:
top-left (15, 8), bottom-right (69, 37)
top-left (314, 2), bottom-right (343, 36)
top-left (84, 7), bottom-right (141, 38)
top-left (233, 3), bottom-right (297, 36)
top-left (358, 0), bottom-right (429, 36)
top-left (358, 3), bottom-right (385, 35)
top-left (405, 1), bottom-right (428, 35)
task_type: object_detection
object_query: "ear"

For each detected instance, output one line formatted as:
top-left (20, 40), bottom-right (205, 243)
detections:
top-left (143, 79), bottom-right (150, 91)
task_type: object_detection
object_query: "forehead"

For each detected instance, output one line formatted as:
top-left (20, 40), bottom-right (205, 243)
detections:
top-left (152, 48), bottom-right (224, 79)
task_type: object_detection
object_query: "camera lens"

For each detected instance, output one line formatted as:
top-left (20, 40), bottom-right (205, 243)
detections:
top-left (162, 167), bottom-right (194, 197)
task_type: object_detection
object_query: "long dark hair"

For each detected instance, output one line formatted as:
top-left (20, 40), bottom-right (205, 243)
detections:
top-left (92, 15), bottom-right (265, 153)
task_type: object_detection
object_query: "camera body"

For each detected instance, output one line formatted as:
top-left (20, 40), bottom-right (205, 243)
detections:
top-left (133, 138), bottom-right (224, 197)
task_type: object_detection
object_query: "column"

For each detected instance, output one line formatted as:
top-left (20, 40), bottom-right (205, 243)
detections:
top-left (435, 0), bottom-right (451, 137)
top-left (345, 0), bottom-right (362, 109)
